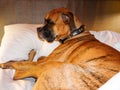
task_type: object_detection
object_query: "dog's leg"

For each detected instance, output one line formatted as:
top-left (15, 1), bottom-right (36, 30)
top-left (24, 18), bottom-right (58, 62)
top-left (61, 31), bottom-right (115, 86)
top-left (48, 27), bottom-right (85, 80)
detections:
top-left (0, 60), bottom-right (63, 80)
top-left (0, 49), bottom-right (63, 80)
top-left (28, 49), bottom-right (36, 62)
top-left (0, 61), bottom-right (38, 80)
top-left (0, 49), bottom-right (37, 80)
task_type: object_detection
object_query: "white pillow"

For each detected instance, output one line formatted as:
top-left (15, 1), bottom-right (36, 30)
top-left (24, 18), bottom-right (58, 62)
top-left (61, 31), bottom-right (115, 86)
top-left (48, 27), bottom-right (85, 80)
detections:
top-left (0, 24), bottom-right (43, 63)
top-left (0, 24), bottom-right (44, 90)
top-left (0, 24), bottom-right (60, 63)
top-left (0, 24), bottom-right (60, 90)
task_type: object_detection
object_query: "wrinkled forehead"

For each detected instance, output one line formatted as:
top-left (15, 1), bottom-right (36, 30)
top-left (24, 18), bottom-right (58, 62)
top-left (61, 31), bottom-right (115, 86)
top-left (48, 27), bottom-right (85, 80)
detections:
top-left (45, 8), bottom-right (70, 22)
top-left (45, 12), bottom-right (61, 23)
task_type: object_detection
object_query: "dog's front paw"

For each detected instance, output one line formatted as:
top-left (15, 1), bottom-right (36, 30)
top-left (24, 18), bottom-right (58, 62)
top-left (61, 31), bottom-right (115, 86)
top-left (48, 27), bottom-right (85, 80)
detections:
top-left (0, 61), bottom-right (16, 69)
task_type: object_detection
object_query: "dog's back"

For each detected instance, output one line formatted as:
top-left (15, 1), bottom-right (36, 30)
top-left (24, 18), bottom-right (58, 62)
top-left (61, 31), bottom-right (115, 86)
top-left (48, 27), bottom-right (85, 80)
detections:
top-left (35, 31), bottom-right (120, 90)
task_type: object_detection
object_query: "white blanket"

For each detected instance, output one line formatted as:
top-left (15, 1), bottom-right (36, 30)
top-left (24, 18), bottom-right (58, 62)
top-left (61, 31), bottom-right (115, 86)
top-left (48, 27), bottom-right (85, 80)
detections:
top-left (0, 24), bottom-right (120, 90)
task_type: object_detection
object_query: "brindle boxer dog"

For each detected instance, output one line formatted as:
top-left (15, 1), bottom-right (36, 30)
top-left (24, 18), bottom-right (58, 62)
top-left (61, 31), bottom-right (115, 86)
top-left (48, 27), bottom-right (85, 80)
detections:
top-left (0, 8), bottom-right (120, 90)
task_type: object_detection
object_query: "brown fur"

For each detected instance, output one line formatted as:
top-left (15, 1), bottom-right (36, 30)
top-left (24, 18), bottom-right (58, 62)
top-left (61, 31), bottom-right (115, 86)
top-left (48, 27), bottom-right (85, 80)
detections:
top-left (0, 8), bottom-right (120, 90)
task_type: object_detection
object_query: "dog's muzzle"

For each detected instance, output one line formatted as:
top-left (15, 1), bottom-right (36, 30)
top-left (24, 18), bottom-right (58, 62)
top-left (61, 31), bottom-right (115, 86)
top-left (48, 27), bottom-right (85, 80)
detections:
top-left (37, 25), bottom-right (55, 42)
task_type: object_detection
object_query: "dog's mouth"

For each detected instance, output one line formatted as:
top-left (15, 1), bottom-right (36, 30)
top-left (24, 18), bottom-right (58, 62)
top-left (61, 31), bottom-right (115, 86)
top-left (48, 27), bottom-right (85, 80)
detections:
top-left (37, 26), bottom-right (55, 43)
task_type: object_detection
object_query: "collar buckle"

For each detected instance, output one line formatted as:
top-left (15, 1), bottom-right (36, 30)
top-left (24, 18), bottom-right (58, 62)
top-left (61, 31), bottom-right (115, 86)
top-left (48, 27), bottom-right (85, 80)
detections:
top-left (70, 25), bottom-right (85, 37)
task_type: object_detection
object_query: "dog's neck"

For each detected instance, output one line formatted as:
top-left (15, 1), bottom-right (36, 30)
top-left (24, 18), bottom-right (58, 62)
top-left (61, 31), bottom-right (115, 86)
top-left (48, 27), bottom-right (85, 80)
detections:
top-left (59, 25), bottom-right (86, 43)
top-left (70, 25), bottom-right (85, 37)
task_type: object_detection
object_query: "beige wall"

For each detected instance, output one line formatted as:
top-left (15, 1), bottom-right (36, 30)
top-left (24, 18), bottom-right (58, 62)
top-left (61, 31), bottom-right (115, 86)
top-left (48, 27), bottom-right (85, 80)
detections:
top-left (91, 1), bottom-right (120, 32)
top-left (0, 0), bottom-right (120, 44)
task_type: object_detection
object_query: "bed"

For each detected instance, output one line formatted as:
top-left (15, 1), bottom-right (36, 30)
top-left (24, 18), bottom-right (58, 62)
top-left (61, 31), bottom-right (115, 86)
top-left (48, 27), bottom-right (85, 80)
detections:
top-left (0, 24), bottom-right (120, 90)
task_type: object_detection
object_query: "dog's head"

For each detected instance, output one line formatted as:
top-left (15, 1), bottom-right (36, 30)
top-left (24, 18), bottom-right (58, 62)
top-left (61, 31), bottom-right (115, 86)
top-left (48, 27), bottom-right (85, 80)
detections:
top-left (37, 7), bottom-right (83, 43)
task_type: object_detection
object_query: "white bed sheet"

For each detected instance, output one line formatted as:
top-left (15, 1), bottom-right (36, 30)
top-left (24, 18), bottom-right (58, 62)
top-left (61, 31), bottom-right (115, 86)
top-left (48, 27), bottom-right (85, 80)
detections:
top-left (0, 26), bottom-right (120, 90)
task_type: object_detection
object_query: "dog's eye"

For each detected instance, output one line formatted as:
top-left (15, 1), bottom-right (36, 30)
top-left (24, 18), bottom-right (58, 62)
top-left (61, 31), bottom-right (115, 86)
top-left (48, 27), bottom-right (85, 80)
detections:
top-left (45, 19), bottom-right (54, 25)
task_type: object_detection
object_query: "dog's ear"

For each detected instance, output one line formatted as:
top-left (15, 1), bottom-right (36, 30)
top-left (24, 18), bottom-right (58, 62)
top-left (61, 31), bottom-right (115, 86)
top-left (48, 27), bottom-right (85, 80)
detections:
top-left (61, 12), bottom-right (73, 24)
